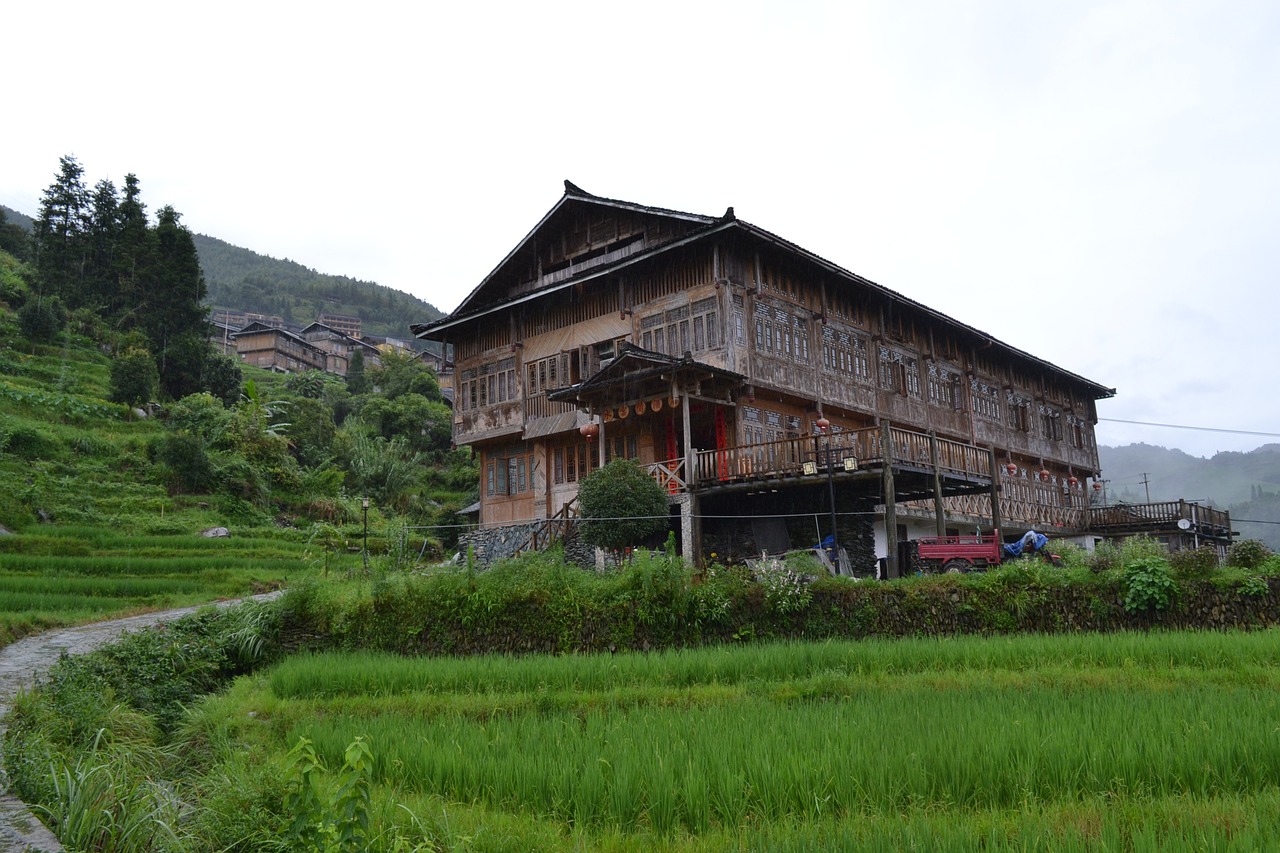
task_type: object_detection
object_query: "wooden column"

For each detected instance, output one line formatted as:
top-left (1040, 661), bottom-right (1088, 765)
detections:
top-left (682, 391), bottom-right (695, 486)
top-left (930, 431), bottom-right (945, 537)
top-left (988, 447), bottom-right (1002, 536)
top-left (882, 421), bottom-right (898, 579)
top-left (597, 409), bottom-right (606, 468)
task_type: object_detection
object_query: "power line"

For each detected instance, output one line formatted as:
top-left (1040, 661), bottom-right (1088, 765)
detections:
top-left (1099, 417), bottom-right (1280, 439)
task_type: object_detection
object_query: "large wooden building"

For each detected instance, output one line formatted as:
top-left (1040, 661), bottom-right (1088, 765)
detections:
top-left (413, 182), bottom-right (1194, 574)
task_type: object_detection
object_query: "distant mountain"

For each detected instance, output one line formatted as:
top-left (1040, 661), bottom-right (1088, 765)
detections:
top-left (0, 204), bottom-right (443, 343)
top-left (0, 204), bottom-right (34, 231)
top-left (194, 234), bottom-right (443, 342)
top-left (1099, 442), bottom-right (1280, 550)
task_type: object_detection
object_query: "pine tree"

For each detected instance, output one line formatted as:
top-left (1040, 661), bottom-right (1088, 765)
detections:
top-left (144, 205), bottom-right (210, 398)
top-left (32, 155), bottom-right (90, 303)
top-left (85, 178), bottom-right (120, 308)
top-left (112, 173), bottom-right (149, 321)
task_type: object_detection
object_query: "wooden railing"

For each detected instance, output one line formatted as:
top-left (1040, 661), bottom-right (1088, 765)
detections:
top-left (691, 426), bottom-right (991, 487)
top-left (524, 392), bottom-right (578, 422)
top-left (519, 497), bottom-right (580, 555)
top-left (646, 458), bottom-right (687, 494)
top-left (1089, 500), bottom-right (1231, 533)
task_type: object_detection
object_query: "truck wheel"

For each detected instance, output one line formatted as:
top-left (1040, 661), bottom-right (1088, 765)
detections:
top-left (944, 560), bottom-right (969, 574)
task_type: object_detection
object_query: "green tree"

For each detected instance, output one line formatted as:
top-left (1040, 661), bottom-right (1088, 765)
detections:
top-left (84, 178), bottom-right (120, 308)
top-left (112, 173), bottom-right (150, 321)
top-left (369, 349), bottom-right (440, 401)
top-left (203, 353), bottom-right (243, 407)
top-left (577, 458), bottom-right (668, 552)
top-left (346, 347), bottom-right (369, 395)
top-left (18, 296), bottom-right (67, 342)
top-left (109, 347), bottom-right (159, 406)
top-left (142, 206), bottom-right (210, 397)
top-left (288, 397), bottom-right (337, 468)
top-left (32, 155), bottom-right (89, 303)
top-left (0, 208), bottom-right (30, 261)
top-left (285, 371), bottom-right (326, 399)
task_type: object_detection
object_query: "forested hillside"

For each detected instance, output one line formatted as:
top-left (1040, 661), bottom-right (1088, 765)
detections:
top-left (2, 202), bottom-right (445, 343)
top-left (1099, 442), bottom-right (1280, 550)
top-left (194, 233), bottom-right (445, 341)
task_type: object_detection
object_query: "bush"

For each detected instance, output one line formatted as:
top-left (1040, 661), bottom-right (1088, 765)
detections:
top-left (1169, 545), bottom-right (1219, 580)
top-left (1227, 539), bottom-right (1271, 570)
top-left (18, 296), bottom-right (67, 341)
top-left (1122, 557), bottom-right (1177, 613)
top-left (150, 432), bottom-right (213, 493)
top-left (578, 458), bottom-right (669, 552)
top-left (109, 347), bottom-right (159, 406)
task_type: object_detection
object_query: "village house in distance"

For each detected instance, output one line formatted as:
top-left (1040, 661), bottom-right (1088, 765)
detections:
top-left (413, 182), bottom-right (1232, 575)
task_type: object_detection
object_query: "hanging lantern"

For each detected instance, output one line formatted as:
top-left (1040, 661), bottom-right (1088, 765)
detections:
top-left (1092, 481), bottom-right (1103, 492)
top-left (1005, 462), bottom-right (1018, 476)
top-left (816, 415), bottom-right (831, 433)
top-left (1038, 468), bottom-right (1050, 482)
top-left (580, 421), bottom-right (599, 441)
top-left (1067, 475), bottom-right (1079, 488)
top-left (651, 398), bottom-right (663, 413)
top-left (635, 400), bottom-right (647, 416)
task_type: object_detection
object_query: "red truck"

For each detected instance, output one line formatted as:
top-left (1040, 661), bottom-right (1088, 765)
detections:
top-left (915, 530), bottom-right (1060, 573)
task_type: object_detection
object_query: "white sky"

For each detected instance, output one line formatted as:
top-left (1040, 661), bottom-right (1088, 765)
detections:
top-left (4, 0), bottom-right (1278, 459)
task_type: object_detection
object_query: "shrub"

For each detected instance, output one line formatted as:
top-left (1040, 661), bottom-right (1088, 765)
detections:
top-left (1122, 556), bottom-right (1177, 613)
top-left (1227, 539), bottom-right (1271, 570)
top-left (1169, 545), bottom-right (1219, 580)
top-left (578, 458), bottom-right (668, 552)
top-left (150, 432), bottom-right (213, 493)
top-left (18, 296), bottom-right (67, 341)
top-left (109, 347), bottom-right (159, 406)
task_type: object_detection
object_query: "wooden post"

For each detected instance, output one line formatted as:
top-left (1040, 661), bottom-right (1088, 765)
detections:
top-left (988, 447), bottom-right (1002, 537)
top-left (597, 409), bottom-right (606, 468)
top-left (682, 390), bottom-right (695, 486)
top-left (930, 431), bottom-right (945, 537)
top-left (882, 421), bottom-right (898, 579)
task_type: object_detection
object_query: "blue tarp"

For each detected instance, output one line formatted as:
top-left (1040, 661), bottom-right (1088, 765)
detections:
top-left (1003, 530), bottom-right (1049, 560)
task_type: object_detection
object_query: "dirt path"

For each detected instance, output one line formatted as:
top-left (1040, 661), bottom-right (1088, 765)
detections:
top-left (0, 594), bottom-right (281, 852)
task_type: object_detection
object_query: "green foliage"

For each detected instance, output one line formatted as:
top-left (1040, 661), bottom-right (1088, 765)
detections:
top-left (202, 352), bottom-right (243, 406)
top-left (1228, 538), bottom-right (1271, 570)
top-left (288, 396), bottom-right (338, 468)
top-left (285, 370), bottom-right (327, 399)
top-left (345, 347), bottom-right (369, 394)
top-left (0, 246), bottom-right (31, 304)
top-left (1122, 556), bottom-right (1178, 613)
top-left (1168, 545), bottom-right (1220, 580)
top-left (578, 458), bottom-right (668, 552)
top-left (149, 431), bottom-right (213, 493)
top-left (18, 295), bottom-right (67, 341)
top-left (284, 736), bottom-right (377, 853)
top-left (370, 349), bottom-right (441, 402)
top-left (109, 347), bottom-right (159, 406)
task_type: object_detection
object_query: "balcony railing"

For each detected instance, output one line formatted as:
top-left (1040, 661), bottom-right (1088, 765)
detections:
top-left (690, 426), bottom-right (990, 486)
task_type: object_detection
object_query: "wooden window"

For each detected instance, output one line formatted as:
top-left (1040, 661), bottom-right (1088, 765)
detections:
top-left (971, 378), bottom-right (1001, 421)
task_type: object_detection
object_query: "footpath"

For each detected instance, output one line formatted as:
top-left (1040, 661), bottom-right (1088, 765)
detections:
top-left (0, 594), bottom-right (280, 852)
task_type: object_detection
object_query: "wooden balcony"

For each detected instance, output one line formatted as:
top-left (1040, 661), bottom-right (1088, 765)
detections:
top-left (1088, 500), bottom-right (1232, 538)
top-left (687, 426), bottom-right (991, 489)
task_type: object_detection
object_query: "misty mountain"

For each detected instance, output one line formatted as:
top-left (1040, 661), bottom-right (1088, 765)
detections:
top-left (1099, 442), bottom-right (1280, 550)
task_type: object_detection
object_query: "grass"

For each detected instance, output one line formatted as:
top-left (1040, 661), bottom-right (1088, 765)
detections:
top-left (178, 629), bottom-right (1280, 851)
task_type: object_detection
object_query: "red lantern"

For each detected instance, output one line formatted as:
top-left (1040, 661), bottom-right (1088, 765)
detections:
top-left (816, 415), bottom-right (831, 433)
top-left (580, 421), bottom-right (599, 441)
top-left (1005, 462), bottom-right (1018, 476)
top-left (1038, 469), bottom-right (1050, 482)
top-left (1067, 476), bottom-right (1079, 488)
top-left (1092, 481), bottom-right (1103, 492)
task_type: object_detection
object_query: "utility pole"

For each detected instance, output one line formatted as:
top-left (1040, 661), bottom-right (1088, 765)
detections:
top-left (1140, 473), bottom-right (1152, 504)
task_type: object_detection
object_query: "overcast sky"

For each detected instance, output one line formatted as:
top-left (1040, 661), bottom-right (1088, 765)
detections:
top-left (4, 0), bottom-right (1277, 460)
